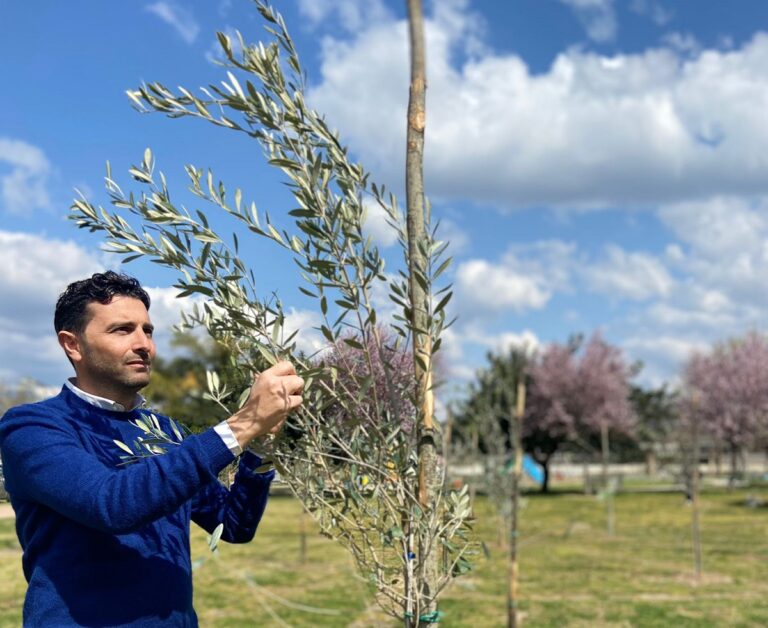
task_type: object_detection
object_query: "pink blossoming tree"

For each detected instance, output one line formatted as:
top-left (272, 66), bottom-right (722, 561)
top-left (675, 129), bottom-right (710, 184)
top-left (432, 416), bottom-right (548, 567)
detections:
top-left (526, 333), bottom-right (635, 492)
top-left (682, 331), bottom-right (768, 482)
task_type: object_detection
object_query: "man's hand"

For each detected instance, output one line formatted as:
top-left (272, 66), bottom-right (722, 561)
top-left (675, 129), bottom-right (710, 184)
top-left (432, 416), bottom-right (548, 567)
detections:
top-left (226, 361), bottom-right (304, 448)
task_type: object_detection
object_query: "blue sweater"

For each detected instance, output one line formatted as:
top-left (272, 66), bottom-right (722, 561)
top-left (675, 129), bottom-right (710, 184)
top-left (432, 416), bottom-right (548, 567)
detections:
top-left (0, 386), bottom-right (274, 627)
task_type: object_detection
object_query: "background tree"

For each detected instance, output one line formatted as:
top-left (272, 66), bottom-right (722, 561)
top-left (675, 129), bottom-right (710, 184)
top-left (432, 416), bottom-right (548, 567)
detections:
top-left (525, 333), bottom-right (635, 493)
top-left (454, 349), bottom-right (529, 508)
top-left (320, 327), bottom-right (416, 437)
top-left (453, 334), bottom-right (634, 494)
top-left (629, 384), bottom-right (679, 475)
top-left (142, 331), bottom-right (247, 431)
top-left (70, 3), bottom-right (470, 623)
top-left (453, 348), bottom-right (529, 555)
top-left (0, 379), bottom-right (51, 415)
top-left (682, 331), bottom-right (768, 483)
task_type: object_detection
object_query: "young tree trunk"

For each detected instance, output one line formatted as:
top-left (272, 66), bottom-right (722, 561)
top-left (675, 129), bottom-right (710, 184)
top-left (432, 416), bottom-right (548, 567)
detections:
top-left (508, 382), bottom-right (526, 628)
top-left (541, 460), bottom-right (551, 494)
top-left (645, 449), bottom-right (657, 476)
top-left (469, 427), bottom-right (479, 517)
top-left (299, 508), bottom-right (308, 564)
top-left (601, 422), bottom-right (614, 536)
top-left (583, 461), bottom-right (591, 495)
top-left (405, 1), bottom-right (440, 625)
top-left (729, 444), bottom-right (740, 487)
top-left (690, 409), bottom-right (703, 579)
top-left (601, 422), bottom-right (610, 488)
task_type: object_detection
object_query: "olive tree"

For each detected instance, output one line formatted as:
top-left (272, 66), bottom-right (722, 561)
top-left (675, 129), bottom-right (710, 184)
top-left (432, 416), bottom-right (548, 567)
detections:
top-left (70, 3), bottom-right (470, 624)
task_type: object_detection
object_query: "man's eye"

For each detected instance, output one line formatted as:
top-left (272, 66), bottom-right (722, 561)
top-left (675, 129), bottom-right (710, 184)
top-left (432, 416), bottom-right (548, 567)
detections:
top-left (145, 329), bottom-right (154, 338)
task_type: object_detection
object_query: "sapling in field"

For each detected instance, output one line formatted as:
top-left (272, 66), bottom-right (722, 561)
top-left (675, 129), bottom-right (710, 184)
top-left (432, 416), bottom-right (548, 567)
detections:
top-left (70, 2), bottom-right (472, 624)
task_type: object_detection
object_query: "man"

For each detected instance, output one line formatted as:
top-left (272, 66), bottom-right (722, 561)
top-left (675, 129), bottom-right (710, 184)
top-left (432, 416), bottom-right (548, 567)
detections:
top-left (0, 271), bottom-right (304, 626)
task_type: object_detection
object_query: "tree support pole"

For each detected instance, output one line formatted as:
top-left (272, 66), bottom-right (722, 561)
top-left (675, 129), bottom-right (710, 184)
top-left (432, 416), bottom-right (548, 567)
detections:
top-left (405, 0), bottom-right (439, 625)
top-left (691, 395), bottom-right (703, 579)
top-left (508, 382), bottom-right (526, 628)
top-left (601, 422), bottom-right (614, 536)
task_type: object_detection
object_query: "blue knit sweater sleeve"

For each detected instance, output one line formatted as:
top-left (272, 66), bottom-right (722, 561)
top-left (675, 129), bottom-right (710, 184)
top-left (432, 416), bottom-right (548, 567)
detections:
top-left (0, 398), bottom-right (235, 535)
top-left (191, 451), bottom-right (274, 543)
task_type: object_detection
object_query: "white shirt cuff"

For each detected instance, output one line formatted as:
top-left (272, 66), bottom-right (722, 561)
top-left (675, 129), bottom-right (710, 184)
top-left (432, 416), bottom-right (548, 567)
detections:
top-left (214, 421), bottom-right (243, 456)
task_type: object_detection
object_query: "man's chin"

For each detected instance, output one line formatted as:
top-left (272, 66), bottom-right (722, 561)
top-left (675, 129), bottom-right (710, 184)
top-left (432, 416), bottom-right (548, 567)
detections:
top-left (124, 374), bottom-right (151, 391)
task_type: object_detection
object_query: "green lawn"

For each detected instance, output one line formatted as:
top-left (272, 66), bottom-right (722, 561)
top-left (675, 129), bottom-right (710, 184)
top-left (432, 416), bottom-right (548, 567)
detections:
top-left (1, 488), bottom-right (767, 626)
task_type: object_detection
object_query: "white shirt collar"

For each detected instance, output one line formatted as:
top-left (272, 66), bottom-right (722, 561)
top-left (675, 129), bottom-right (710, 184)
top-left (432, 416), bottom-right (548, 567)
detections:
top-left (65, 378), bottom-right (146, 412)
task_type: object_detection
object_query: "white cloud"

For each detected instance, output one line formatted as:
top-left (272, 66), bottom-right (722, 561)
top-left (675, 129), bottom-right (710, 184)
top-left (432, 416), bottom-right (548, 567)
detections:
top-left (367, 271), bottom-right (402, 330)
top-left (560, 0), bottom-right (618, 43)
top-left (437, 326), bottom-right (475, 382)
top-left (465, 326), bottom-right (540, 356)
top-left (297, 0), bottom-right (392, 33)
top-left (0, 138), bottom-right (52, 214)
top-left (661, 32), bottom-right (701, 56)
top-left (431, 0), bottom-right (488, 59)
top-left (584, 245), bottom-right (674, 300)
top-left (0, 233), bottom-right (210, 385)
top-left (143, 286), bottom-right (205, 350)
top-left (217, 0), bottom-right (232, 18)
top-left (718, 35), bottom-right (735, 51)
top-left (360, 200), bottom-right (467, 254)
top-left (659, 196), bottom-right (766, 261)
top-left (664, 243), bottom-right (684, 263)
top-left (283, 308), bottom-right (326, 357)
top-left (608, 196), bottom-right (768, 383)
top-left (658, 196), bottom-right (768, 305)
top-left (623, 335), bottom-right (708, 387)
top-left (437, 324), bottom-right (539, 384)
top-left (629, 0), bottom-right (674, 26)
top-left (455, 240), bottom-right (574, 315)
top-left (362, 200), bottom-right (399, 248)
top-left (145, 2), bottom-right (199, 44)
top-left (307, 6), bottom-right (768, 210)
top-left (0, 231), bottom-right (106, 384)
top-left (456, 259), bottom-right (549, 313)
top-left (0, 326), bottom-right (64, 386)
top-left (0, 231), bottom-right (104, 329)
top-left (437, 218), bottom-right (469, 254)
top-left (646, 300), bottom-right (734, 330)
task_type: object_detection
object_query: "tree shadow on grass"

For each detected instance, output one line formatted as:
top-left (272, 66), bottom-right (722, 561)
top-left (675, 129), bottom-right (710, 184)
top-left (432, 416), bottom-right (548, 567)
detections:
top-left (728, 495), bottom-right (768, 509)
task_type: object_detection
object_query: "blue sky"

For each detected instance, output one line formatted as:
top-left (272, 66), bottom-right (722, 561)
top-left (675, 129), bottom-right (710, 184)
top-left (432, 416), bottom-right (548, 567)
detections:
top-left (3, 0), bottom-right (768, 396)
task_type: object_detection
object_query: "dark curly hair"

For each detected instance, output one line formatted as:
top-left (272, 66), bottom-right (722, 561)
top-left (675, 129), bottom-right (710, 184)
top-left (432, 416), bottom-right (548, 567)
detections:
top-left (54, 271), bottom-right (151, 334)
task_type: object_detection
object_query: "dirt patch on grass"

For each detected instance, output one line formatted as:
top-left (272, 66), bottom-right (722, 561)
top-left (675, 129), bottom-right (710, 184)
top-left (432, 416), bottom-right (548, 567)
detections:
top-left (0, 504), bottom-right (13, 520)
top-left (674, 571), bottom-right (734, 586)
top-left (529, 591), bottom-right (758, 603)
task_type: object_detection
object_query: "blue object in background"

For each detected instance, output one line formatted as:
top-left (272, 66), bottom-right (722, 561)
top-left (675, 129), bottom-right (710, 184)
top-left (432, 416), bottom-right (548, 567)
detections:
top-left (523, 455), bottom-right (544, 485)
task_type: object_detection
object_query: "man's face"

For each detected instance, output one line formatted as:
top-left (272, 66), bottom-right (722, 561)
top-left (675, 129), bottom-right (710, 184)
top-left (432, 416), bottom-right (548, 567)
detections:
top-left (66, 295), bottom-right (156, 403)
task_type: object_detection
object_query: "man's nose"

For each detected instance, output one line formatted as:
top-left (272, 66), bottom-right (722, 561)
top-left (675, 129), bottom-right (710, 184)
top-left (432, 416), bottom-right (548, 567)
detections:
top-left (132, 330), bottom-right (153, 354)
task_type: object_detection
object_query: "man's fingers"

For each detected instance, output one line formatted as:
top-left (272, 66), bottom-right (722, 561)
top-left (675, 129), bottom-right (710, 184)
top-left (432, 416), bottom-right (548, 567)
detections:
top-left (282, 375), bottom-right (304, 394)
top-left (271, 375), bottom-right (304, 397)
top-left (267, 360), bottom-right (297, 377)
top-left (288, 394), bottom-right (303, 410)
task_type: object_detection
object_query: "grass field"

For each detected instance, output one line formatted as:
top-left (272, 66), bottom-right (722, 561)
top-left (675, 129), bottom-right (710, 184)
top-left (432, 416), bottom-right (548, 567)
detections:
top-left (1, 487), bottom-right (767, 626)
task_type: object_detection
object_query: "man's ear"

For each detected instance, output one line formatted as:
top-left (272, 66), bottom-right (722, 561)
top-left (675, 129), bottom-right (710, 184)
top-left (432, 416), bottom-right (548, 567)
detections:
top-left (58, 330), bottom-right (83, 365)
